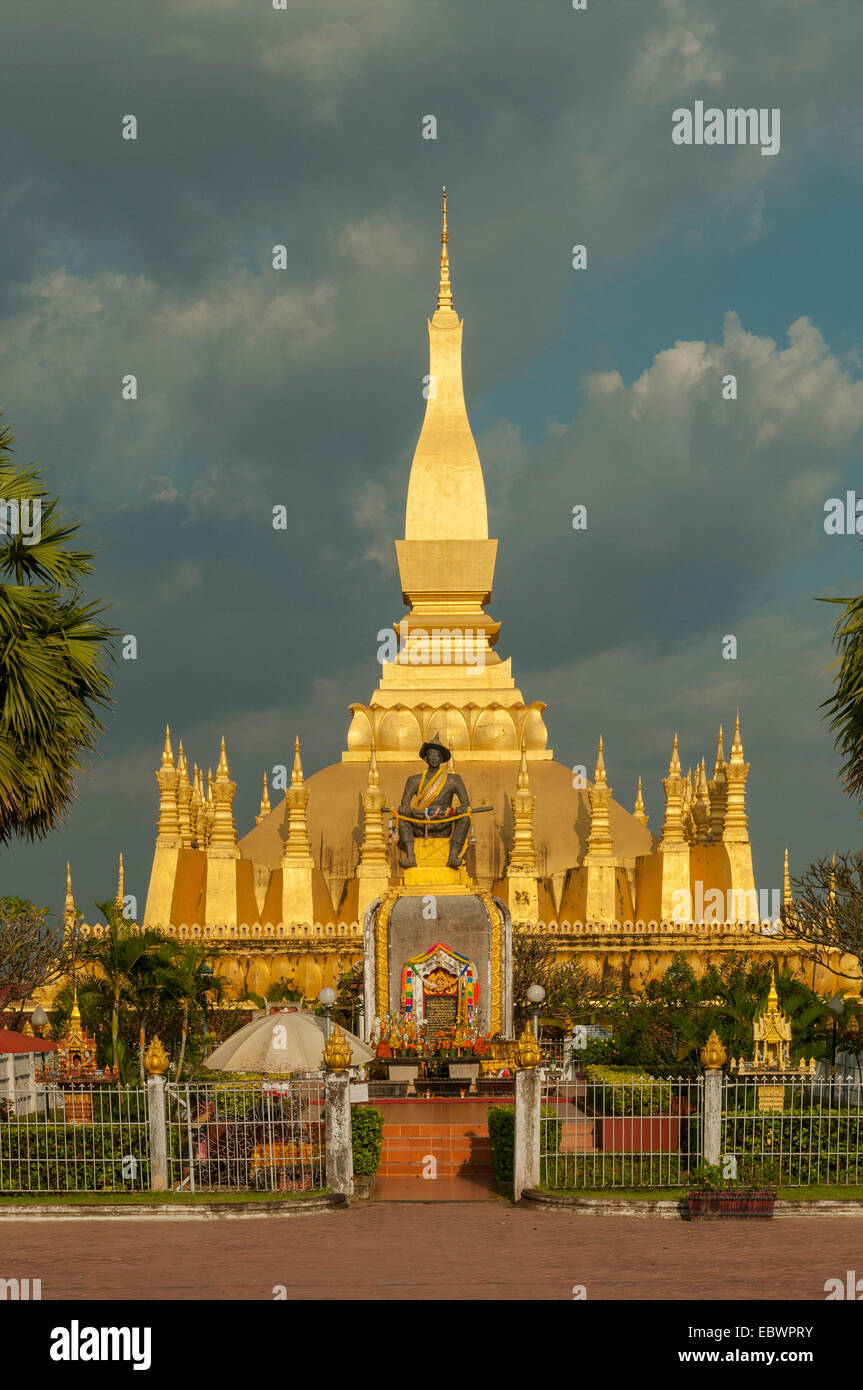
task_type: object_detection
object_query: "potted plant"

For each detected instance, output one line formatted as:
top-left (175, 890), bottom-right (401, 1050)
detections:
top-left (685, 1161), bottom-right (777, 1220)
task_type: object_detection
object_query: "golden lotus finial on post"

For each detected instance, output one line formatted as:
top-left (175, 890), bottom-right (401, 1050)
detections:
top-left (700, 1030), bottom-right (727, 1071)
top-left (516, 1021), bottom-right (541, 1071)
top-left (144, 1036), bottom-right (170, 1076)
top-left (323, 1023), bottom-right (352, 1074)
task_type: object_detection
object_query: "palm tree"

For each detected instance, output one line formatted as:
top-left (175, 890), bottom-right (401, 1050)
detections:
top-left (157, 942), bottom-right (226, 1082)
top-left (821, 590), bottom-right (863, 803)
top-left (0, 415), bottom-right (116, 844)
top-left (78, 901), bottom-right (169, 1078)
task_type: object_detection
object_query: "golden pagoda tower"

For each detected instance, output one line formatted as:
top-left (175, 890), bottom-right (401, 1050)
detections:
top-left (659, 733), bottom-right (689, 920)
top-left (344, 187), bottom-right (551, 766)
top-left (723, 713), bottom-right (756, 921)
top-left (206, 737), bottom-right (240, 927)
top-left (708, 726), bottom-right (727, 841)
top-left (632, 776), bottom-right (648, 827)
top-left (356, 742), bottom-right (391, 923)
top-left (506, 743), bottom-right (539, 923)
top-left (281, 737), bottom-right (315, 925)
top-left (143, 726), bottom-right (182, 927)
top-left (63, 861), bottom-right (77, 935)
top-left (584, 736), bottom-right (616, 922)
top-left (177, 741), bottom-right (193, 848)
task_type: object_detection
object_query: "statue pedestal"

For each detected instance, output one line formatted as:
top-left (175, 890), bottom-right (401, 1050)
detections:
top-left (402, 837), bottom-right (471, 891)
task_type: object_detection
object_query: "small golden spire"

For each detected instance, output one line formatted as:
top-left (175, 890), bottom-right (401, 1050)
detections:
top-left (713, 725), bottom-right (725, 777)
top-left (70, 987), bottom-right (82, 1031)
top-left (633, 776), bottom-right (648, 826)
top-left (517, 740), bottom-right (530, 791)
top-left (291, 735), bottom-right (304, 786)
top-left (436, 185), bottom-right (453, 311)
top-left (829, 853), bottom-right (837, 906)
top-left (65, 861), bottom-right (74, 911)
top-left (256, 772), bottom-right (272, 825)
top-left (217, 735), bottom-right (230, 778)
top-left (116, 852), bottom-right (125, 909)
top-left (161, 724), bottom-right (174, 768)
top-left (368, 740), bottom-right (380, 788)
top-left (594, 735), bottom-right (607, 787)
top-left (767, 970), bottom-right (779, 1011)
top-left (783, 845), bottom-right (792, 908)
top-left (730, 710), bottom-right (745, 763)
top-left (668, 732), bottom-right (682, 778)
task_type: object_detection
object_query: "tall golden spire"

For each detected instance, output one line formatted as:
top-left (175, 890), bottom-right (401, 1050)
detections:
top-left (585, 737), bottom-right (613, 857)
top-left (115, 852), bottom-right (125, 910)
top-left (177, 741), bottom-right (193, 848)
top-left (155, 724), bottom-right (181, 846)
top-left (437, 185), bottom-right (453, 311)
top-left (209, 737), bottom-right (239, 858)
top-left (507, 742), bottom-right (539, 920)
top-left (708, 725), bottom-right (727, 840)
top-left (661, 734), bottom-right (686, 847)
top-left (63, 861), bottom-right (77, 934)
top-left (633, 776), bottom-right (648, 827)
top-left (783, 845), bottom-right (792, 909)
top-left (722, 712), bottom-right (750, 844)
top-left (282, 735), bottom-right (315, 924)
top-left (358, 741), bottom-right (390, 920)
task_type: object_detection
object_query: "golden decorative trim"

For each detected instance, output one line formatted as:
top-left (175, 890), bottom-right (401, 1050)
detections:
top-left (375, 890), bottom-right (398, 1017)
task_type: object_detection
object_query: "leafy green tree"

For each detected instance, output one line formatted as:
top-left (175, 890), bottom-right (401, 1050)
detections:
top-left (0, 416), bottom-right (116, 844)
top-left (77, 900), bottom-right (169, 1077)
top-left (512, 933), bottom-right (610, 1025)
top-left (591, 954), bottom-right (830, 1075)
top-left (155, 942), bottom-right (226, 1081)
top-left (0, 895), bottom-right (65, 1017)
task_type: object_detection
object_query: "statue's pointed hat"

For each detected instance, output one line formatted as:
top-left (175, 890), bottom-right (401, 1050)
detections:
top-left (419, 730), bottom-right (451, 762)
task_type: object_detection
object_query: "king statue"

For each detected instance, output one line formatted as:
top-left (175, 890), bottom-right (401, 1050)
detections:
top-left (396, 733), bottom-right (471, 870)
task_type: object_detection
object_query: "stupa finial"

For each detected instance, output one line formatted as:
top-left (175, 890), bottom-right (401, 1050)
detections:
top-left (437, 185), bottom-right (453, 311)
top-left (291, 736), bottom-right (304, 786)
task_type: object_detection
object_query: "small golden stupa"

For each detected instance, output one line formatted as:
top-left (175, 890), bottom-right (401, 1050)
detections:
top-left (729, 972), bottom-right (815, 1111)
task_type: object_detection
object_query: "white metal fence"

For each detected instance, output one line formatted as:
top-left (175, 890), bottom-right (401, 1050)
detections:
top-left (0, 1082), bottom-right (149, 1193)
top-left (540, 1075), bottom-right (703, 1189)
top-left (165, 1079), bottom-right (326, 1193)
top-left (721, 1074), bottom-right (863, 1187)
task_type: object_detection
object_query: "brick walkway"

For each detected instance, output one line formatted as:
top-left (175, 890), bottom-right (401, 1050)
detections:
top-left (6, 1207), bottom-right (863, 1300)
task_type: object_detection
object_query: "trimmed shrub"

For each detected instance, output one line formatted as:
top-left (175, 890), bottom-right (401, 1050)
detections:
top-left (351, 1105), bottom-right (384, 1176)
top-left (584, 1065), bottom-right (672, 1116)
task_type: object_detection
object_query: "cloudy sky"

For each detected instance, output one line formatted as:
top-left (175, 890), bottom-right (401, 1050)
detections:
top-left (3, 0), bottom-right (863, 922)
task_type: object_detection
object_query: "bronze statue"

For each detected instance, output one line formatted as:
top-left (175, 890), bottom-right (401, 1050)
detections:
top-left (396, 733), bottom-right (471, 870)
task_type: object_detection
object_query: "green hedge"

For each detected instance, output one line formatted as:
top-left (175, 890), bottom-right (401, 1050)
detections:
top-left (584, 1066), bottom-right (672, 1116)
top-left (352, 1106), bottom-right (384, 1176)
top-left (488, 1105), bottom-right (562, 1185)
top-left (722, 1110), bottom-right (863, 1184)
top-left (0, 1123), bottom-right (149, 1193)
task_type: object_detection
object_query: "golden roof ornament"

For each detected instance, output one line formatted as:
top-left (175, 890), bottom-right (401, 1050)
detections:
top-left (700, 1030), bottom-right (727, 1070)
top-left (516, 1022), bottom-right (541, 1071)
top-left (144, 1036), bottom-right (170, 1076)
top-left (323, 1023), bottom-right (352, 1073)
top-left (437, 185), bottom-right (453, 311)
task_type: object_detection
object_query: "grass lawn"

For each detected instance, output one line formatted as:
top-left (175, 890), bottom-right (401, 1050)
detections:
top-left (538, 1185), bottom-right (863, 1201)
top-left (0, 1189), bottom-right (326, 1205)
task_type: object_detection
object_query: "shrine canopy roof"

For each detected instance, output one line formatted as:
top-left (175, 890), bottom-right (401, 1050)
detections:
top-left (0, 1030), bottom-right (58, 1054)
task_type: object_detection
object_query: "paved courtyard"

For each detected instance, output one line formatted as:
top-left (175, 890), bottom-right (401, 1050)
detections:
top-left (7, 1204), bottom-right (863, 1300)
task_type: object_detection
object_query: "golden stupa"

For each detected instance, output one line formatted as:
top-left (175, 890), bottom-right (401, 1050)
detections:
top-left (63, 193), bottom-right (862, 1011)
